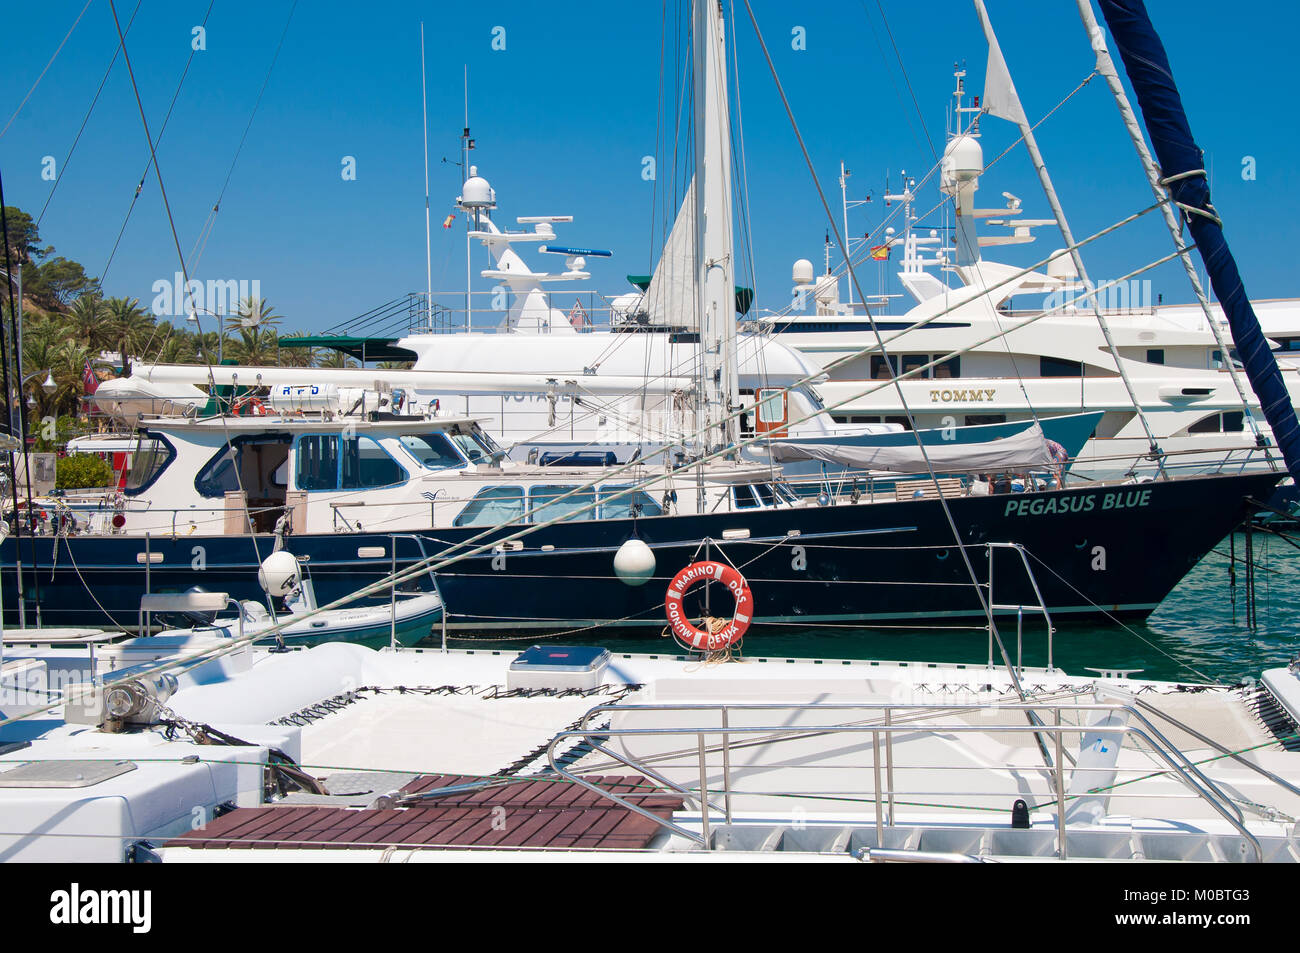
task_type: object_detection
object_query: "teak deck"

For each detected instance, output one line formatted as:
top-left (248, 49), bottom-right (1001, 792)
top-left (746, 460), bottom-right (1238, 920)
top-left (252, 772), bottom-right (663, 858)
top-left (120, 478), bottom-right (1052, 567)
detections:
top-left (167, 774), bottom-right (684, 852)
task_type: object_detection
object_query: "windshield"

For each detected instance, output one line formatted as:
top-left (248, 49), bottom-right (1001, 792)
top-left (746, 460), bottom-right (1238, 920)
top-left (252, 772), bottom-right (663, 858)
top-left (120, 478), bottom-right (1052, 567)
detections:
top-left (124, 438), bottom-right (172, 494)
top-left (398, 432), bottom-right (465, 470)
top-left (450, 430), bottom-right (498, 464)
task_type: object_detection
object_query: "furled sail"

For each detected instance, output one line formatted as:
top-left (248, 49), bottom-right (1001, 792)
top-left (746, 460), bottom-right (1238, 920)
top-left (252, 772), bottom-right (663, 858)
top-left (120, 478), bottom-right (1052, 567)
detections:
top-left (768, 422), bottom-right (1054, 473)
top-left (1098, 0), bottom-right (1300, 482)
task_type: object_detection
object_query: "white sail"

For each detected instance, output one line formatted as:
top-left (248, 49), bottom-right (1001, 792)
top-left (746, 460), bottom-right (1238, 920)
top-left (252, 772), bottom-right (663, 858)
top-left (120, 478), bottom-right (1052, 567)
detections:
top-left (645, 179), bottom-right (697, 329)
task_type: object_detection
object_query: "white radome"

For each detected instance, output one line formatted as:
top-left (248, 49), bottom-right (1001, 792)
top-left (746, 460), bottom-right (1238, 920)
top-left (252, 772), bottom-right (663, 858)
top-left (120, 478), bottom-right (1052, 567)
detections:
top-left (459, 166), bottom-right (496, 208)
top-left (791, 259), bottom-right (815, 286)
top-left (942, 135), bottom-right (984, 179)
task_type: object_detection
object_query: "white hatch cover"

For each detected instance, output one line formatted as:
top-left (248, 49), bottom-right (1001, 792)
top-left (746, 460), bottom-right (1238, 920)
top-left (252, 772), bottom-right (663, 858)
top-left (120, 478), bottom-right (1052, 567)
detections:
top-left (0, 760), bottom-right (138, 788)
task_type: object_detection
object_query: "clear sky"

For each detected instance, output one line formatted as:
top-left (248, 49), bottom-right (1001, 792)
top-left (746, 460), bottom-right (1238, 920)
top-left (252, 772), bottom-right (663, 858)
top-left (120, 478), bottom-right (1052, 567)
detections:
top-left (1, 0), bottom-right (1296, 333)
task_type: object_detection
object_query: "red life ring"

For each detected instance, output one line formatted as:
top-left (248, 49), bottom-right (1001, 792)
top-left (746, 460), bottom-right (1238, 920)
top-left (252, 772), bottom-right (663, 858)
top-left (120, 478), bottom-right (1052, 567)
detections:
top-left (664, 560), bottom-right (753, 651)
top-left (233, 396), bottom-right (268, 417)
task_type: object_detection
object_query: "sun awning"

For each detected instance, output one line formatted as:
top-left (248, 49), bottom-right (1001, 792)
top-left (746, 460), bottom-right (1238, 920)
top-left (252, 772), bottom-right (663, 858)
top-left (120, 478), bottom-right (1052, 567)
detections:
top-left (278, 336), bottom-right (418, 362)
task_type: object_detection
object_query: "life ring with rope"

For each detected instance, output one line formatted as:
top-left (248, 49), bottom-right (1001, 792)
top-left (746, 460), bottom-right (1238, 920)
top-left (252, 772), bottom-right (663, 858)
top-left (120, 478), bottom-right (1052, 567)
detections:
top-left (664, 560), bottom-right (752, 651)
top-left (233, 396), bottom-right (268, 417)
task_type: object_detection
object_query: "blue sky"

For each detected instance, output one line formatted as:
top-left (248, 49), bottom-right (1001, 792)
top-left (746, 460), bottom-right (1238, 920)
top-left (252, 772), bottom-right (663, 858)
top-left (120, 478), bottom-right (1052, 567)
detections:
top-left (1, 1), bottom-right (1296, 333)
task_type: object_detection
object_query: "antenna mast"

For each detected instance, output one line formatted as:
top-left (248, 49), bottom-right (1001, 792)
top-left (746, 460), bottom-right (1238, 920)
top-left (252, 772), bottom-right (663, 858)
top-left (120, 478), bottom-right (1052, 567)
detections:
top-left (420, 23), bottom-right (432, 330)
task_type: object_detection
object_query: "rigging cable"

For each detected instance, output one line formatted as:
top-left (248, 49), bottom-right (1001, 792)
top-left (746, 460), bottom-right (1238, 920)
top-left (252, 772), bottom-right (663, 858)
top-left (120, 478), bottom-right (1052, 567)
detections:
top-left (0, 0), bottom-right (94, 140)
top-left (35, 0), bottom-right (144, 228)
top-left (188, 0), bottom-right (300, 271)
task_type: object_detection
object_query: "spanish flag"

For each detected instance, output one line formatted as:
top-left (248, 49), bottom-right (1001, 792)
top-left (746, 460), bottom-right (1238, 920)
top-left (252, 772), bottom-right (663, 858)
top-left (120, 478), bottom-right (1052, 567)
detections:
top-left (442, 213), bottom-right (457, 229)
top-left (870, 244), bottom-right (890, 261)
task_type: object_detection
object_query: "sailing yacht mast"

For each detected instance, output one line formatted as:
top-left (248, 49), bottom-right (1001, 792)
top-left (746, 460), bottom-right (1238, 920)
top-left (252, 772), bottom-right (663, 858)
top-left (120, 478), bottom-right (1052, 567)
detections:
top-left (694, 0), bottom-right (739, 455)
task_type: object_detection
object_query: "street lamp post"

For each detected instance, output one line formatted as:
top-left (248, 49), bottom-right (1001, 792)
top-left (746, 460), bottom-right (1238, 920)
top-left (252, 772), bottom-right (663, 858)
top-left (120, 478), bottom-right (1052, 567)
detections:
top-left (188, 310), bottom-right (226, 364)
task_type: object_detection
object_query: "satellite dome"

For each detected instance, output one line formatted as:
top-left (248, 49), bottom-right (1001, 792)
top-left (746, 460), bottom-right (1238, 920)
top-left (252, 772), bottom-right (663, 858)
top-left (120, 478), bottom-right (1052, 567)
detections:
top-left (1046, 250), bottom-right (1079, 282)
top-left (942, 135), bottom-right (983, 180)
top-left (792, 259), bottom-right (815, 285)
top-left (459, 166), bottom-right (496, 208)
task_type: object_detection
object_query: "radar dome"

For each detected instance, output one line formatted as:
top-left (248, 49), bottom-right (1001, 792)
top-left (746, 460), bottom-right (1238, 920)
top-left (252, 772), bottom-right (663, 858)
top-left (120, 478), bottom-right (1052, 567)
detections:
top-left (942, 135), bottom-right (983, 181)
top-left (459, 166), bottom-right (496, 208)
top-left (1046, 250), bottom-right (1079, 282)
top-left (792, 259), bottom-right (815, 285)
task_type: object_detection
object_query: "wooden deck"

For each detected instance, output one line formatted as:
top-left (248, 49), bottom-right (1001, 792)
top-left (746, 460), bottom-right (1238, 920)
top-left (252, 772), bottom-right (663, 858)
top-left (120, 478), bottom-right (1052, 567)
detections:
top-left (167, 774), bottom-right (684, 852)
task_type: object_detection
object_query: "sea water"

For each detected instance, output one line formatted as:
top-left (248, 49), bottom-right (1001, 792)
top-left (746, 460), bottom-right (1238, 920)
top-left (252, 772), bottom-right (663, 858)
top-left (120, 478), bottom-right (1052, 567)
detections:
top-left (440, 530), bottom-right (1299, 684)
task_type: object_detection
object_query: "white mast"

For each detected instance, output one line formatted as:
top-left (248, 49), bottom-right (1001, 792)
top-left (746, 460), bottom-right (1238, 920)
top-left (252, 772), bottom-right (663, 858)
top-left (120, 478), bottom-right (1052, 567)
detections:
top-left (839, 161), bottom-right (852, 308)
top-left (420, 23), bottom-right (432, 330)
top-left (693, 0), bottom-right (737, 455)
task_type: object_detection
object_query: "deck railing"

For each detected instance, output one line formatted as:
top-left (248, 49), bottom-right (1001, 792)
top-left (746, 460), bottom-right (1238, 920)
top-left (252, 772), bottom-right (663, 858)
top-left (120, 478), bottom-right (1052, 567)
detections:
top-left (545, 697), bottom-right (1270, 859)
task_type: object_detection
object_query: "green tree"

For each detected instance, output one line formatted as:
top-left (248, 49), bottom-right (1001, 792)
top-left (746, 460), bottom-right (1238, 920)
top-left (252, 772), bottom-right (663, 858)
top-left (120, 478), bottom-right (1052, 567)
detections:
top-left (227, 296), bottom-right (282, 365)
top-left (1, 206), bottom-right (43, 268)
top-left (103, 296), bottom-right (154, 374)
top-left (24, 257), bottom-right (100, 311)
top-left (277, 329), bottom-right (319, 368)
top-left (67, 293), bottom-right (109, 350)
top-left (317, 349), bottom-right (359, 369)
top-left (56, 453), bottom-right (113, 490)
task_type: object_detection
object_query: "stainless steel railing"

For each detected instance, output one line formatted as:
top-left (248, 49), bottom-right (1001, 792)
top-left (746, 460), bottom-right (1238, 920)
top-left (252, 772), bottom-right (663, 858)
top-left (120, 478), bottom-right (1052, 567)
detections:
top-left (544, 699), bottom-right (1267, 859)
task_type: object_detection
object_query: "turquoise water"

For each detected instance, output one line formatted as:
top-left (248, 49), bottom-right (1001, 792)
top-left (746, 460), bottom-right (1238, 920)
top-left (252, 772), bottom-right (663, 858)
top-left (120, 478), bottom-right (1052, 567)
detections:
top-left (438, 530), bottom-right (1300, 684)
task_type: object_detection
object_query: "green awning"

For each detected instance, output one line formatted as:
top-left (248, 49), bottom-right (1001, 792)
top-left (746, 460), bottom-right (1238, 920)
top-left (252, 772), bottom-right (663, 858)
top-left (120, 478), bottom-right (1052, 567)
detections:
top-left (278, 336), bottom-right (417, 362)
top-left (624, 276), bottom-right (754, 316)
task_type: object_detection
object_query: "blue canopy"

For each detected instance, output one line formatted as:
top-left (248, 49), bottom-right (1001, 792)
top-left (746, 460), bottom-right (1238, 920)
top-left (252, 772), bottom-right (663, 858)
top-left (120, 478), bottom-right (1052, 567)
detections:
top-left (1099, 0), bottom-right (1300, 483)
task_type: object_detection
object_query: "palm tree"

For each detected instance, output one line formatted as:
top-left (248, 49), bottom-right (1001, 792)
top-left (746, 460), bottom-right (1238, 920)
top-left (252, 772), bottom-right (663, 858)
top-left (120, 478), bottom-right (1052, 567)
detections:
top-left (103, 296), bottom-right (155, 374)
top-left (67, 293), bottom-right (110, 351)
top-left (278, 329), bottom-right (319, 368)
top-left (227, 296), bottom-right (282, 365)
top-left (236, 296), bottom-right (282, 330)
top-left (21, 317), bottom-right (93, 422)
top-left (317, 349), bottom-right (359, 369)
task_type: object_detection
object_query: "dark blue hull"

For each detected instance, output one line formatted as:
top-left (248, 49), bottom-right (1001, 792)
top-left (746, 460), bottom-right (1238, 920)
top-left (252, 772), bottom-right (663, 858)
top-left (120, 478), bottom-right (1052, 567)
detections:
top-left (0, 470), bottom-right (1280, 635)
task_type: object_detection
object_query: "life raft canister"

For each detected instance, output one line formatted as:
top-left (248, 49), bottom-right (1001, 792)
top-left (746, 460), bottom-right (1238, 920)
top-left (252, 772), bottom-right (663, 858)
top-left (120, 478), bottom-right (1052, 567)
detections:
top-left (664, 560), bottom-right (753, 651)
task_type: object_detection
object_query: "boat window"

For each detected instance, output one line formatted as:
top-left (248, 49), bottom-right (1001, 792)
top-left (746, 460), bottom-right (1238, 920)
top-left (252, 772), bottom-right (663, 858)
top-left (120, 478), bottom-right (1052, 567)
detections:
top-left (342, 436), bottom-right (406, 489)
top-left (773, 482), bottom-right (800, 504)
top-left (123, 438), bottom-right (173, 495)
top-left (965, 414), bottom-right (1006, 427)
top-left (447, 426), bottom-right (503, 464)
top-left (1146, 348), bottom-right (1165, 365)
top-left (933, 356), bottom-right (960, 379)
top-left (1040, 356), bottom-right (1083, 378)
top-left (295, 435), bottom-right (340, 491)
top-left (196, 445), bottom-right (239, 498)
top-left (1189, 411), bottom-right (1245, 434)
top-left (530, 484), bottom-right (597, 523)
top-left (870, 356), bottom-right (898, 379)
top-left (732, 484), bottom-right (760, 509)
top-left (755, 483), bottom-right (777, 507)
top-left (398, 432), bottom-right (466, 470)
top-left (453, 486), bottom-right (526, 527)
top-left (473, 428), bottom-right (506, 458)
top-left (195, 435), bottom-right (292, 498)
top-left (901, 354), bottom-right (928, 377)
top-left (600, 485), bottom-right (664, 519)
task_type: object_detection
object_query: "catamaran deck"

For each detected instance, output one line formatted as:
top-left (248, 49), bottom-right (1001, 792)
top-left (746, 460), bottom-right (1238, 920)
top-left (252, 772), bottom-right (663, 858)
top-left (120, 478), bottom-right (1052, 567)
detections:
top-left (2, 645), bottom-right (1298, 861)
